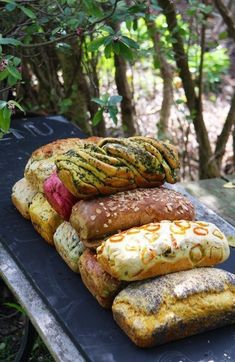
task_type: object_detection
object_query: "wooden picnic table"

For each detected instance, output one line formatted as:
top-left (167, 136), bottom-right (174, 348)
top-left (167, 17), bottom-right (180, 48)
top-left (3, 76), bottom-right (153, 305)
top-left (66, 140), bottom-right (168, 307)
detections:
top-left (179, 175), bottom-right (235, 228)
top-left (0, 116), bottom-right (235, 362)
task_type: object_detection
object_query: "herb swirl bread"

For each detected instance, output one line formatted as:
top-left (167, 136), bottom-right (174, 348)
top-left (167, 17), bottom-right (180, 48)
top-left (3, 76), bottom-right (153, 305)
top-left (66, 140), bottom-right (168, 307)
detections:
top-left (24, 137), bottom-right (101, 191)
top-left (55, 137), bottom-right (180, 198)
top-left (97, 220), bottom-right (230, 281)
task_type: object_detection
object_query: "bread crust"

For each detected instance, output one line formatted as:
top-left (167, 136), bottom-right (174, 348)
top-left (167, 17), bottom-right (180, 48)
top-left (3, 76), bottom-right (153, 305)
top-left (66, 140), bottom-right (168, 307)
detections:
top-left (24, 137), bottom-right (101, 191)
top-left (29, 192), bottom-right (63, 244)
top-left (11, 178), bottom-right (37, 219)
top-left (53, 222), bottom-right (84, 273)
top-left (112, 268), bottom-right (235, 347)
top-left (97, 220), bottom-right (230, 281)
top-left (79, 249), bottom-right (123, 308)
top-left (70, 187), bottom-right (195, 244)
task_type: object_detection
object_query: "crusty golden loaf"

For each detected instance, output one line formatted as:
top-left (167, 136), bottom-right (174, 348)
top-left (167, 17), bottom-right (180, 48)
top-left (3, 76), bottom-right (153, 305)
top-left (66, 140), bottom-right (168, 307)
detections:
top-left (112, 267), bottom-right (235, 347)
top-left (11, 177), bottom-right (37, 219)
top-left (79, 249), bottom-right (123, 308)
top-left (29, 192), bottom-right (63, 245)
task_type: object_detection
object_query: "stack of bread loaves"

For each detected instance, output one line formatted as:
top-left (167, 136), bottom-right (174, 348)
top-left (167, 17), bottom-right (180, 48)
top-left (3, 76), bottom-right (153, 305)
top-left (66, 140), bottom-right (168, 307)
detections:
top-left (12, 136), bottom-right (235, 348)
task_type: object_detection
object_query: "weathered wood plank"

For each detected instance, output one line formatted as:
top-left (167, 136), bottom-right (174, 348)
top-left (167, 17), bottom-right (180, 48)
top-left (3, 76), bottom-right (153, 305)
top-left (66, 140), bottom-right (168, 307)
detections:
top-left (179, 178), bottom-right (235, 227)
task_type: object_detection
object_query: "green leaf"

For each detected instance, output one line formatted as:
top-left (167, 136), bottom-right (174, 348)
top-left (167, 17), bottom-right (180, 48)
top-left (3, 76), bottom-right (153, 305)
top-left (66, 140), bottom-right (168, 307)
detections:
top-left (6, 66), bottom-right (21, 80)
top-left (92, 98), bottom-right (105, 106)
top-left (121, 36), bottom-right (139, 49)
top-left (109, 95), bottom-right (122, 106)
top-left (92, 109), bottom-right (103, 126)
top-left (8, 101), bottom-right (25, 112)
top-left (102, 25), bottom-right (115, 35)
top-left (52, 27), bottom-right (62, 36)
top-left (133, 19), bottom-right (138, 31)
top-left (108, 106), bottom-right (118, 125)
top-left (219, 31), bottom-right (228, 40)
top-left (13, 57), bottom-right (21, 66)
top-left (7, 74), bottom-right (18, 86)
top-left (0, 108), bottom-right (11, 132)
top-left (0, 101), bottom-right (7, 110)
top-left (126, 20), bottom-right (132, 32)
top-left (104, 43), bottom-right (113, 58)
top-left (5, 3), bottom-right (16, 11)
top-left (113, 41), bottom-right (120, 55)
top-left (87, 37), bottom-right (108, 51)
top-left (0, 69), bottom-right (9, 81)
top-left (119, 43), bottom-right (133, 61)
top-left (0, 37), bottom-right (22, 46)
top-left (4, 302), bottom-right (26, 315)
top-left (19, 6), bottom-right (36, 19)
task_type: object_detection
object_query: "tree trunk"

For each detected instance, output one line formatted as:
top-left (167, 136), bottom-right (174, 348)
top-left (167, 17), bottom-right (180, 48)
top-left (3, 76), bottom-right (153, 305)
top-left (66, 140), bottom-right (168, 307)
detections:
top-left (214, 0), bottom-right (235, 41)
top-left (215, 90), bottom-right (235, 168)
top-left (146, 19), bottom-right (173, 139)
top-left (57, 40), bottom-right (92, 135)
top-left (114, 53), bottom-right (137, 136)
top-left (86, 53), bottom-right (106, 136)
top-left (158, 0), bottom-right (220, 178)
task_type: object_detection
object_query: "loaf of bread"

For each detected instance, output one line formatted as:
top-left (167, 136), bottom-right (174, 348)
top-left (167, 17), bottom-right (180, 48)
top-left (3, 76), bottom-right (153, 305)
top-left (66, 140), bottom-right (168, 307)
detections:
top-left (53, 222), bottom-right (84, 272)
top-left (44, 173), bottom-right (77, 220)
top-left (11, 177), bottom-right (37, 219)
top-left (79, 249), bottom-right (123, 308)
top-left (56, 137), bottom-right (180, 198)
top-left (112, 268), bottom-right (235, 347)
top-left (29, 193), bottom-right (63, 244)
top-left (24, 137), bottom-right (101, 191)
top-left (70, 187), bottom-right (195, 247)
top-left (97, 220), bottom-right (230, 281)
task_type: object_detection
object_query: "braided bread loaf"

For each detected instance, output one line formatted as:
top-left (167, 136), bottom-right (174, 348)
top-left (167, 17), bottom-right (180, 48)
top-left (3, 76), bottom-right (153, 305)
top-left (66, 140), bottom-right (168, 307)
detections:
top-left (55, 137), bottom-right (179, 198)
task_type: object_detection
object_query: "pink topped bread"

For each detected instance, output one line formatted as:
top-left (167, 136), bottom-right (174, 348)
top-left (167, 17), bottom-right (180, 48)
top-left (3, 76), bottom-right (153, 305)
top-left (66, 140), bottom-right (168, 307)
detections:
top-left (43, 173), bottom-right (77, 220)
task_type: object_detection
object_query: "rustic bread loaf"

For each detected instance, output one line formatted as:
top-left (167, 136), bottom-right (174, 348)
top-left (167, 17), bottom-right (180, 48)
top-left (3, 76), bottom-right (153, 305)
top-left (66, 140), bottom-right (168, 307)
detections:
top-left (24, 137), bottom-right (101, 191)
top-left (11, 177), bottom-right (37, 219)
top-left (97, 220), bottom-right (230, 281)
top-left (79, 249), bottom-right (123, 308)
top-left (70, 187), bottom-right (195, 246)
top-left (112, 268), bottom-right (235, 347)
top-left (44, 173), bottom-right (77, 220)
top-left (29, 192), bottom-right (63, 245)
top-left (56, 137), bottom-right (180, 198)
top-left (53, 222), bottom-right (84, 273)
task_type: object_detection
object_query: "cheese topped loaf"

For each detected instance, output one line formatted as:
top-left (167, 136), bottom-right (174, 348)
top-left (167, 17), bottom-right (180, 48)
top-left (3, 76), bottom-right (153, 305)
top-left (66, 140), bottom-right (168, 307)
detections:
top-left (112, 268), bottom-right (235, 347)
top-left (97, 220), bottom-right (230, 281)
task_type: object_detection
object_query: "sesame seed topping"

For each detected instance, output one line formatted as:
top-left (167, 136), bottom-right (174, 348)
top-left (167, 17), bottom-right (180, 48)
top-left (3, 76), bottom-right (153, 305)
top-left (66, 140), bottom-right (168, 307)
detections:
top-left (90, 215), bottom-right (96, 221)
top-left (104, 223), bottom-right (108, 228)
top-left (96, 208), bottom-right (101, 214)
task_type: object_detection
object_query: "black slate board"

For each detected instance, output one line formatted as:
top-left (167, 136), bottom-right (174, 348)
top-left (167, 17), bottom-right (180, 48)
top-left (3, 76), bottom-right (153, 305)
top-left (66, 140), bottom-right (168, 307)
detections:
top-left (1, 116), bottom-right (235, 362)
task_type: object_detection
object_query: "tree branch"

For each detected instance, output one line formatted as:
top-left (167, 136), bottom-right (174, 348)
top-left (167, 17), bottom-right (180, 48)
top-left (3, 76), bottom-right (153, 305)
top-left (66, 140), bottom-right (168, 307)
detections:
top-left (20, 0), bottom-right (120, 48)
top-left (214, 0), bottom-right (235, 41)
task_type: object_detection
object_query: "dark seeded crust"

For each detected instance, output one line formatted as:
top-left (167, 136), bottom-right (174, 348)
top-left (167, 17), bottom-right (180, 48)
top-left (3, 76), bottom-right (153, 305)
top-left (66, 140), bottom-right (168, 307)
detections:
top-left (112, 268), bottom-right (235, 347)
top-left (79, 249), bottom-right (123, 308)
top-left (70, 187), bottom-right (195, 244)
